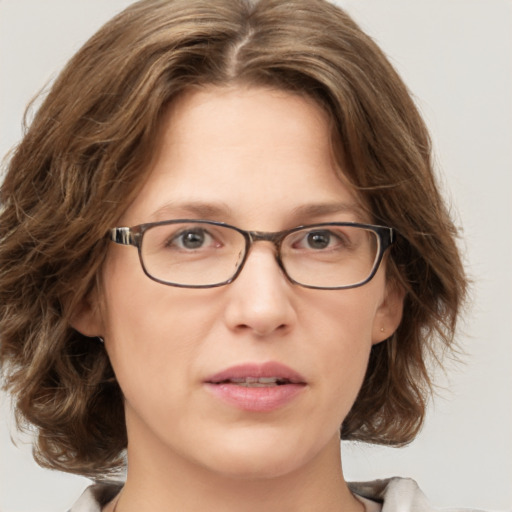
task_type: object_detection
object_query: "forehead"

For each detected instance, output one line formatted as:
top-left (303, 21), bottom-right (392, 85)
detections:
top-left (120, 86), bottom-right (365, 227)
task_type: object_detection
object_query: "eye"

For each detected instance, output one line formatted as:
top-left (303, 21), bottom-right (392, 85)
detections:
top-left (293, 229), bottom-right (345, 250)
top-left (170, 228), bottom-right (216, 250)
top-left (305, 230), bottom-right (333, 249)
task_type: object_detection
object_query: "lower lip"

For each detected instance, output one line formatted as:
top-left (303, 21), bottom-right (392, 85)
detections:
top-left (205, 382), bottom-right (305, 412)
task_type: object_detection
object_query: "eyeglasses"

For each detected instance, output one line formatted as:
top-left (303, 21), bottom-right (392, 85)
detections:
top-left (110, 220), bottom-right (394, 290)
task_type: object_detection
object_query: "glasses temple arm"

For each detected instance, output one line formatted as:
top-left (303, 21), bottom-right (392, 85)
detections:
top-left (110, 227), bottom-right (132, 245)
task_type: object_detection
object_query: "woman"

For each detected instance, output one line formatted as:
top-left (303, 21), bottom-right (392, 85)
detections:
top-left (0, 0), bottom-right (474, 510)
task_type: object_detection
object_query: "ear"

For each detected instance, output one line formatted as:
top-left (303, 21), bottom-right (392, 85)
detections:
top-left (371, 279), bottom-right (405, 345)
top-left (69, 287), bottom-right (105, 338)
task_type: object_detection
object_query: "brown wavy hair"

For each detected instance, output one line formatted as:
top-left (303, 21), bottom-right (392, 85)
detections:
top-left (0, 0), bottom-right (466, 478)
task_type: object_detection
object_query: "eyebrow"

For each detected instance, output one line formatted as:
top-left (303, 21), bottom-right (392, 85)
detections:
top-left (147, 200), bottom-right (367, 224)
top-left (289, 202), bottom-right (367, 222)
top-left (148, 201), bottom-right (234, 222)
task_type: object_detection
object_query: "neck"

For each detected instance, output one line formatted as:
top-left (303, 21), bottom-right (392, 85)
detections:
top-left (109, 430), bottom-right (362, 512)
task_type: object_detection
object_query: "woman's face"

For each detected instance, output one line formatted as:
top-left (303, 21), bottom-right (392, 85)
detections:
top-left (78, 86), bottom-right (402, 480)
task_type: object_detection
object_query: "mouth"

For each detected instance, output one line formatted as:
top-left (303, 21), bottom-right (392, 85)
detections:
top-left (215, 376), bottom-right (298, 387)
top-left (204, 362), bottom-right (307, 412)
top-left (205, 362), bottom-right (307, 387)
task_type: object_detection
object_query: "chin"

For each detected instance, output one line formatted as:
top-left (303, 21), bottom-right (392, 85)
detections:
top-left (206, 452), bottom-right (306, 481)
top-left (191, 427), bottom-right (328, 481)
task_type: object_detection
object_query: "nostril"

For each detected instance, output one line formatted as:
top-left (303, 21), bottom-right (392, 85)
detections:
top-left (248, 322), bottom-right (290, 337)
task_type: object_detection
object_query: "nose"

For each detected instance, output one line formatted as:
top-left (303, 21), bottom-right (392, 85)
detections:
top-left (223, 243), bottom-right (297, 337)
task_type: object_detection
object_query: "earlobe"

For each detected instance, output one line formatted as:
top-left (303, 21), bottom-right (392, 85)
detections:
top-left (372, 280), bottom-right (405, 345)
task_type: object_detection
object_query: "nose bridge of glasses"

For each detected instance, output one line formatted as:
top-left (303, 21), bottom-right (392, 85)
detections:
top-left (238, 230), bottom-right (288, 283)
top-left (248, 230), bottom-right (286, 244)
top-left (246, 230), bottom-right (288, 258)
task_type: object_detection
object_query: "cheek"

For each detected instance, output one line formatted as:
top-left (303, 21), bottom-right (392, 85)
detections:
top-left (99, 252), bottom-right (218, 402)
top-left (306, 284), bottom-right (381, 351)
top-left (303, 285), bottom-right (383, 408)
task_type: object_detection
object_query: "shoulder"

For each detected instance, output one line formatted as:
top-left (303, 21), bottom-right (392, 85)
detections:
top-left (68, 482), bottom-right (122, 512)
top-left (349, 477), bottom-right (488, 512)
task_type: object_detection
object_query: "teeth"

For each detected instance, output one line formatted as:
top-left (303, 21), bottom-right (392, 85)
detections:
top-left (257, 377), bottom-right (280, 384)
top-left (228, 377), bottom-right (286, 387)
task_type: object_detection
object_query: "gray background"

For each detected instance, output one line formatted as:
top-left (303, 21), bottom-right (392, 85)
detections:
top-left (1, 1), bottom-right (511, 510)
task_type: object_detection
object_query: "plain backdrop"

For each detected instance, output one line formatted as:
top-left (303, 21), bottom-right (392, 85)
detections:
top-left (1, 1), bottom-right (511, 511)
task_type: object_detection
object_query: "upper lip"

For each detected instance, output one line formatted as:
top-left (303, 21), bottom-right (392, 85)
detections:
top-left (205, 362), bottom-right (307, 385)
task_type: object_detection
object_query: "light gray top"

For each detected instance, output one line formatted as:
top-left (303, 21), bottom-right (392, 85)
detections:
top-left (69, 477), bottom-right (486, 512)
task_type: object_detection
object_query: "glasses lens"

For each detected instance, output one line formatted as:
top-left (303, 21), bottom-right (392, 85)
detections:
top-left (140, 222), bottom-right (246, 286)
top-left (281, 225), bottom-right (380, 288)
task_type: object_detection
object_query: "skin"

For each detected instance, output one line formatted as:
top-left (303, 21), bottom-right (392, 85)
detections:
top-left (74, 86), bottom-right (404, 512)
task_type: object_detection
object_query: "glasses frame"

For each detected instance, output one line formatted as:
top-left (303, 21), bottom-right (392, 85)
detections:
top-left (110, 219), bottom-right (395, 290)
